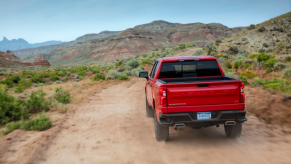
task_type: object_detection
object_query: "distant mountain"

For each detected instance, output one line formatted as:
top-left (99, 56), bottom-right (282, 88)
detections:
top-left (13, 31), bottom-right (123, 57)
top-left (133, 20), bottom-right (181, 30)
top-left (0, 37), bottom-right (63, 51)
top-left (75, 31), bottom-right (123, 42)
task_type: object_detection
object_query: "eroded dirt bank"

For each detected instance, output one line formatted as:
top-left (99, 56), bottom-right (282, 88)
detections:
top-left (2, 77), bottom-right (291, 164)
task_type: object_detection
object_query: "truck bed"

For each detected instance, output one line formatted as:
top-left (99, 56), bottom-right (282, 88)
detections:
top-left (156, 76), bottom-right (239, 84)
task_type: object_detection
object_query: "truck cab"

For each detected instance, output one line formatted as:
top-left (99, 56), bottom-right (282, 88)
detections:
top-left (139, 56), bottom-right (247, 141)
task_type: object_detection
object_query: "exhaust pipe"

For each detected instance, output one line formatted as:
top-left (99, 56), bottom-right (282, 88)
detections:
top-left (225, 121), bottom-right (236, 125)
top-left (174, 123), bottom-right (185, 130)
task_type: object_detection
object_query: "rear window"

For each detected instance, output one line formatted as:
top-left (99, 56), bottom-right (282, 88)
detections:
top-left (158, 61), bottom-right (221, 78)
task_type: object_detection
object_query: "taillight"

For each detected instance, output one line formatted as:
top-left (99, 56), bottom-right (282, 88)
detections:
top-left (240, 83), bottom-right (245, 103)
top-left (160, 87), bottom-right (167, 107)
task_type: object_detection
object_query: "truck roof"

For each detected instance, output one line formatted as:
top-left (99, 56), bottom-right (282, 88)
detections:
top-left (160, 56), bottom-right (216, 62)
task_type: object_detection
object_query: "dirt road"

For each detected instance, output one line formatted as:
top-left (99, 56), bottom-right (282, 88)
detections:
top-left (15, 78), bottom-right (288, 164)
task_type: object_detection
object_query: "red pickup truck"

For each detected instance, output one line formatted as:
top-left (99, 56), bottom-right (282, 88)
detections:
top-left (139, 56), bottom-right (247, 141)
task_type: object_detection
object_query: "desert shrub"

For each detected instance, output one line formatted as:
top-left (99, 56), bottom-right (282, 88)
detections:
top-left (210, 51), bottom-right (216, 56)
top-left (215, 38), bottom-right (222, 43)
top-left (205, 42), bottom-right (216, 55)
top-left (263, 58), bottom-right (278, 68)
top-left (243, 59), bottom-right (253, 64)
top-left (224, 62), bottom-right (232, 69)
top-left (118, 66), bottom-right (125, 72)
top-left (248, 24), bottom-right (255, 30)
top-left (51, 99), bottom-right (67, 113)
top-left (31, 74), bottom-right (45, 83)
top-left (192, 50), bottom-right (206, 56)
top-left (225, 72), bottom-right (233, 77)
top-left (233, 60), bottom-right (242, 69)
top-left (240, 70), bottom-right (257, 79)
top-left (91, 73), bottom-right (105, 81)
top-left (186, 44), bottom-right (193, 48)
top-left (106, 70), bottom-right (120, 79)
top-left (0, 92), bottom-right (27, 125)
top-left (1, 76), bottom-right (21, 88)
top-left (273, 62), bottom-right (287, 71)
top-left (50, 74), bottom-right (60, 81)
top-left (249, 54), bottom-right (258, 59)
top-left (263, 43), bottom-right (268, 48)
top-left (115, 60), bottom-right (124, 67)
top-left (286, 56), bottom-right (291, 62)
top-left (257, 52), bottom-right (274, 63)
top-left (266, 68), bottom-right (272, 73)
top-left (283, 68), bottom-right (291, 79)
top-left (54, 86), bottom-right (71, 104)
top-left (258, 26), bottom-right (265, 32)
top-left (238, 50), bottom-right (250, 57)
top-left (126, 59), bottom-right (140, 68)
top-left (74, 73), bottom-right (80, 79)
top-left (238, 75), bottom-right (249, 84)
top-left (123, 70), bottom-right (133, 76)
top-left (179, 44), bottom-right (186, 49)
top-left (214, 54), bottom-right (223, 58)
top-left (253, 77), bottom-right (263, 85)
top-left (25, 89), bottom-right (50, 113)
top-left (0, 84), bottom-right (8, 93)
top-left (15, 85), bottom-right (25, 93)
top-left (259, 49), bottom-right (265, 53)
top-left (222, 54), bottom-right (230, 59)
top-left (1, 113), bottom-right (52, 135)
top-left (18, 79), bottom-right (32, 88)
top-left (229, 46), bottom-right (239, 54)
top-left (124, 65), bottom-right (133, 71)
top-left (118, 74), bottom-right (130, 80)
top-left (262, 78), bottom-right (290, 93)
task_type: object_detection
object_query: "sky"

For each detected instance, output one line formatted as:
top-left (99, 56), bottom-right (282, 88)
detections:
top-left (0, 0), bottom-right (290, 43)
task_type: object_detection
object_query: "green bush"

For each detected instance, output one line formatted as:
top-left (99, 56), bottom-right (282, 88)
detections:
top-left (229, 46), bottom-right (239, 54)
top-left (106, 70), bottom-right (120, 79)
top-left (0, 92), bottom-right (28, 125)
top-left (179, 44), bottom-right (186, 49)
top-left (257, 52), bottom-right (274, 63)
top-left (2, 113), bottom-right (52, 135)
top-left (238, 75), bottom-right (249, 84)
top-left (249, 54), bottom-right (258, 59)
top-left (224, 62), bottom-right (232, 69)
top-left (286, 56), bottom-right (291, 62)
top-left (283, 68), bottom-right (291, 79)
top-left (31, 74), bottom-right (45, 83)
top-left (248, 24), bottom-right (255, 30)
top-left (15, 85), bottom-right (25, 93)
top-left (126, 59), bottom-right (140, 68)
top-left (54, 86), bottom-right (71, 104)
top-left (91, 73), bottom-right (105, 81)
top-left (115, 60), bottom-right (124, 66)
top-left (233, 60), bottom-right (242, 69)
top-left (0, 84), bottom-right (8, 93)
top-left (118, 66), bottom-right (125, 72)
top-left (192, 50), bottom-right (206, 56)
top-left (25, 89), bottom-right (50, 113)
top-left (123, 70), bottom-right (133, 76)
top-left (262, 78), bottom-right (290, 93)
top-left (266, 68), bottom-right (272, 73)
top-left (124, 65), bottom-right (133, 71)
top-left (118, 74), bottom-right (130, 80)
top-left (258, 26), bottom-right (265, 32)
top-left (263, 58), bottom-right (278, 68)
top-left (253, 77), bottom-right (263, 85)
top-left (205, 42), bottom-right (216, 55)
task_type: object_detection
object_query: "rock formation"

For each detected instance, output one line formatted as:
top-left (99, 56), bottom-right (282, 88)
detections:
top-left (0, 50), bottom-right (22, 63)
top-left (22, 55), bottom-right (51, 66)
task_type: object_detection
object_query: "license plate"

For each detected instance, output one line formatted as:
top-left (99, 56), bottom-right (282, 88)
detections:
top-left (197, 112), bottom-right (211, 120)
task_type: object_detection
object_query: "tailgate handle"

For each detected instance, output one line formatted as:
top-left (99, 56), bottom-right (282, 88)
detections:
top-left (198, 84), bottom-right (209, 87)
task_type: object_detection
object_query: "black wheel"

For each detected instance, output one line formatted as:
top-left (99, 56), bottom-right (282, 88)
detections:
top-left (224, 123), bottom-right (242, 138)
top-left (154, 111), bottom-right (169, 141)
top-left (146, 96), bottom-right (154, 118)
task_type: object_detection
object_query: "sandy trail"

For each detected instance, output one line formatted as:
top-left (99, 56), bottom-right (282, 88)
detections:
top-left (36, 78), bottom-right (291, 164)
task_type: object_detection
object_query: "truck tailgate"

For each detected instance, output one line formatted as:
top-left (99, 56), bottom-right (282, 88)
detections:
top-left (166, 81), bottom-right (240, 112)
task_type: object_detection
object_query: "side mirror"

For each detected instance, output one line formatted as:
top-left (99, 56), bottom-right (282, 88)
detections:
top-left (139, 71), bottom-right (149, 80)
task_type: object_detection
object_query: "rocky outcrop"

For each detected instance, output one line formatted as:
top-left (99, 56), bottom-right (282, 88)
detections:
top-left (0, 50), bottom-right (22, 63)
top-left (22, 55), bottom-right (51, 66)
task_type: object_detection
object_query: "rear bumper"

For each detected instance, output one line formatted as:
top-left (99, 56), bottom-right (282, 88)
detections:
top-left (159, 110), bottom-right (247, 128)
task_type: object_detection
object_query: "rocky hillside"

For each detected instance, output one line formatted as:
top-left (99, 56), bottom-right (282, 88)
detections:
top-left (0, 37), bottom-right (62, 52)
top-left (75, 31), bottom-right (123, 42)
top-left (217, 11), bottom-right (291, 55)
top-left (22, 22), bottom-right (245, 65)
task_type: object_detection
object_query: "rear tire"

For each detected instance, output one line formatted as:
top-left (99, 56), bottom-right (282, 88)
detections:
top-left (224, 123), bottom-right (242, 138)
top-left (154, 111), bottom-right (169, 141)
top-left (146, 96), bottom-right (154, 118)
